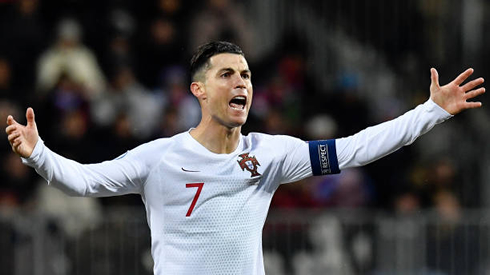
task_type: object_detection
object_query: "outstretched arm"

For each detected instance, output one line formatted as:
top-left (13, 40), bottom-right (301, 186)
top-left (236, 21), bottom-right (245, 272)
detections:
top-left (5, 108), bottom-right (145, 197)
top-left (6, 107), bottom-right (39, 158)
top-left (430, 68), bottom-right (485, 114)
top-left (336, 68), bottom-right (485, 170)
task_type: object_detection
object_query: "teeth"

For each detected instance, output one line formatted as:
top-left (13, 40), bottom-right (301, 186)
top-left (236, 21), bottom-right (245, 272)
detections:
top-left (230, 103), bottom-right (245, 110)
top-left (229, 96), bottom-right (246, 110)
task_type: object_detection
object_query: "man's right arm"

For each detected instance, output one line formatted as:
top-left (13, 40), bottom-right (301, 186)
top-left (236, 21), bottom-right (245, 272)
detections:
top-left (6, 108), bottom-right (146, 197)
top-left (22, 138), bottom-right (144, 197)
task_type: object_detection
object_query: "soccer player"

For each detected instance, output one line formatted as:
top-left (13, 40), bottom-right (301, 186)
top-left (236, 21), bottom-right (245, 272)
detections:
top-left (5, 41), bottom-right (485, 275)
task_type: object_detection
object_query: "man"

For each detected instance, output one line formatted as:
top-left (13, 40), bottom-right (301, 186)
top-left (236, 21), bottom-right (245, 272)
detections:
top-left (5, 41), bottom-right (485, 274)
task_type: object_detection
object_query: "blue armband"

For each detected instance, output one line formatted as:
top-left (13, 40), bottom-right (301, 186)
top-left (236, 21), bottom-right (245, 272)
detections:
top-left (308, 139), bottom-right (340, 176)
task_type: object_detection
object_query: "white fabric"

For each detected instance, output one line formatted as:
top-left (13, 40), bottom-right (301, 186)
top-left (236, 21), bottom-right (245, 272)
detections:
top-left (336, 98), bottom-right (452, 169)
top-left (22, 99), bottom-right (451, 275)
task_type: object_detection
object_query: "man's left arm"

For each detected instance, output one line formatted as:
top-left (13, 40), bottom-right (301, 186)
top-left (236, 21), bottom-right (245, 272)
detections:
top-left (335, 68), bottom-right (484, 170)
top-left (430, 68), bottom-right (484, 115)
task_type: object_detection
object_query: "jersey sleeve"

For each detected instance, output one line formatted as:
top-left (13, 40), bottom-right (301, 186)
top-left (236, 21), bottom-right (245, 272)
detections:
top-left (335, 99), bottom-right (452, 169)
top-left (266, 135), bottom-right (311, 184)
top-left (308, 139), bottom-right (340, 176)
top-left (22, 138), bottom-right (152, 197)
top-left (272, 135), bottom-right (341, 183)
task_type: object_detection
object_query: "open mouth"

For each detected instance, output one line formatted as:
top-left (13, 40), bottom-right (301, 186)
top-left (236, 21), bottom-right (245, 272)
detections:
top-left (229, 96), bottom-right (247, 110)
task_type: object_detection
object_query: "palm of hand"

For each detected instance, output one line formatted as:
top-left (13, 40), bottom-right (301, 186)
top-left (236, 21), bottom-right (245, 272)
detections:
top-left (430, 68), bottom-right (485, 115)
top-left (15, 123), bottom-right (38, 157)
top-left (6, 108), bottom-right (39, 158)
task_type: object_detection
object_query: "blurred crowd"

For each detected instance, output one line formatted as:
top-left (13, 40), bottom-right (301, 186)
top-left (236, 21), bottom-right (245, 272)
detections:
top-left (0, 0), bottom-right (487, 222)
top-left (1, 0), bottom-right (489, 274)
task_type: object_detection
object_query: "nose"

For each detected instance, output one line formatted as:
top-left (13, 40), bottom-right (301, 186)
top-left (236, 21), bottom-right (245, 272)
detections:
top-left (234, 74), bottom-right (247, 89)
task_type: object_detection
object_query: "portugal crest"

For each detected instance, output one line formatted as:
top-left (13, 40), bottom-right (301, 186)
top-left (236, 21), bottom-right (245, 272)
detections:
top-left (237, 153), bottom-right (261, 177)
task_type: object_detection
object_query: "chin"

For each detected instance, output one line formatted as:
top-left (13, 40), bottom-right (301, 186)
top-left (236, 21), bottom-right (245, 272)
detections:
top-left (227, 117), bottom-right (248, 128)
top-left (228, 121), bottom-right (246, 128)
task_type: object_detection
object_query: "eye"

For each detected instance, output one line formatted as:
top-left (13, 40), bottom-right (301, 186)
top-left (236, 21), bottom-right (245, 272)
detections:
top-left (221, 72), bottom-right (231, 78)
top-left (241, 73), bottom-right (251, 80)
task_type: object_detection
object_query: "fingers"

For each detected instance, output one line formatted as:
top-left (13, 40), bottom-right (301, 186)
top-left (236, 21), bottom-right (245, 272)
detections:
top-left (7, 128), bottom-right (22, 154)
top-left (461, 77), bottom-right (485, 92)
top-left (8, 131), bottom-right (21, 144)
top-left (6, 108), bottom-right (36, 127)
top-left (430, 68), bottom-right (440, 88)
top-left (453, 68), bottom-right (474, 86)
top-left (6, 115), bottom-right (18, 126)
top-left (463, 101), bottom-right (483, 110)
top-left (5, 124), bottom-right (17, 135)
top-left (11, 138), bottom-right (23, 151)
top-left (464, 87), bottom-right (486, 100)
top-left (26, 107), bottom-right (36, 127)
top-left (6, 126), bottom-right (25, 154)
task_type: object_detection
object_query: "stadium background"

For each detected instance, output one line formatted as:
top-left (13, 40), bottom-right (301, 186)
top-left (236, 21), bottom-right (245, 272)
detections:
top-left (0, 0), bottom-right (490, 274)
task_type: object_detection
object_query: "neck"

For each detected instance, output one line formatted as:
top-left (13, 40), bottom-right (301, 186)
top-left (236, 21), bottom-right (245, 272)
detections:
top-left (190, 122), bottom-right (241, 154)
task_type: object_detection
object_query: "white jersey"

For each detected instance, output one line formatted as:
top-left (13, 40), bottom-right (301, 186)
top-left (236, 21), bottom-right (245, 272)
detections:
top-left (22, 99), bottom-right (451, 275)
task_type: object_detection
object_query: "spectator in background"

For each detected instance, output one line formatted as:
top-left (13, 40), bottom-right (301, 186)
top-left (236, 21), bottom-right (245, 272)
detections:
top-left (155, 0), bottom-right (187, 22)
top-left (137, 17), bottom-right (185, 88)
top-left (251, 47), bottom-right (308, 135)
top-left (91, 65), bottom-right (159, 140)
top-left (104, 32), bottom-right (134, 78)
top-left (137, 0), bottom-right (189, 32)
top-left (426, 190), bottom-right (480, 274)
top-left (0, 57), bottom-right (33, 135)
top-left (51, 108), bottom-right (95, 162)
top-left (188, 0), bottom-right (257, 61)
top-left (0, 151), bottom-right (37, 208)
top-left (408, 157), bottom-right (460, 208)
top-left (393, 190), bottom-right (421, 215)
top-left (38, 71), bottom-right (91, 149)
top-left (0, 57), bottom-right (15, 101)
top-left (151, 65), bottom-right (201, 137)
top-left (135, 0), bottom-right (189, 88)
top-left (259, 75), bottom-right (302, 134)
top-left (262, 108), bottom-right (292, 135)
top-left (293, 215), bottom-right (355, 275)
top-left (106, 112), bottom-right (140, 155)
top-left (36, 18), bottom-right (106, 100)
top-left (0, 57), bottom-right (28, 207)
top-left (103, 7), bottom-right (136, 73)
top-left (0, 0), bottom-right (46, 95)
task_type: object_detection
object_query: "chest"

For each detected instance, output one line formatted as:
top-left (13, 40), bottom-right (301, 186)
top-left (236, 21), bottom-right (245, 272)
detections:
top-left (142, 150), bottom-right (278, 230)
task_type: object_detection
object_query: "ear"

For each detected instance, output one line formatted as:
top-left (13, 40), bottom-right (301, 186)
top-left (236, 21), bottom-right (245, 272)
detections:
top-left (190, 81), bottom-right (207, 100)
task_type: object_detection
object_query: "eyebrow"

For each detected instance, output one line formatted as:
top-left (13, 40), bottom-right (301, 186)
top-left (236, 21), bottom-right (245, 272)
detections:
top-left (217, 67), bottom-right (252, 75)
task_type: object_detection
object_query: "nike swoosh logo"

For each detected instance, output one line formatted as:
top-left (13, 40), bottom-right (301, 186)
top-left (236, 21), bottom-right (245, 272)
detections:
top-left (181, 167), bottom-right (200, 172)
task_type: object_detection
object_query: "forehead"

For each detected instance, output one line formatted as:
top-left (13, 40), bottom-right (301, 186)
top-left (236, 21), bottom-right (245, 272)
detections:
top-left (208, 53), bottom-right (249, 72)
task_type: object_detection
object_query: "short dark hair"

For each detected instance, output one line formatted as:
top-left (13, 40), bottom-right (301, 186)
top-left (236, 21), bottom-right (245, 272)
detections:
top-left (190, 41), bottom-right (244, 81)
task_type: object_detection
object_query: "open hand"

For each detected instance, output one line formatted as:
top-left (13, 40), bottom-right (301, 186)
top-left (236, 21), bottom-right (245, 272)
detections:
top-left (5, 107), bottom-right (39, 158)
top-left (430, 68), bottom-right (485, 115)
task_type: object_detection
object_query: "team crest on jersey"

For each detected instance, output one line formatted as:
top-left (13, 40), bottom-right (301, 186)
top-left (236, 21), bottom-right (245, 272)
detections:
top-left (237, 153), bottom-right (261, 177)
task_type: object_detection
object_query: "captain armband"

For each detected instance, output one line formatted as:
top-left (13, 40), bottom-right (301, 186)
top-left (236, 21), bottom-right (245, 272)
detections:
top-left (308, 139), bottom-right (340, 176)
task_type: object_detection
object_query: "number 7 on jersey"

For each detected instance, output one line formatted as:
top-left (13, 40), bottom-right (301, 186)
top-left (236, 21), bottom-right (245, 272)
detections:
top-left (186, 183), bottom-right (204, 217)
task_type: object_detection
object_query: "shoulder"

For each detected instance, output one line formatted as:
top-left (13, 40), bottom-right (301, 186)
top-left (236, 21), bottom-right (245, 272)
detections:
top-left (245, 132), bottom-right (305, 142)
top-left (243, 132), bottom-right (307, 149)
top-left (123, 132), bottom-right (187, 160)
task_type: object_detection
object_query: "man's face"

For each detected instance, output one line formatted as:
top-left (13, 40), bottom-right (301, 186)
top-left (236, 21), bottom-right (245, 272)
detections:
top-left (198, 53), bottom-right (253, 128)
